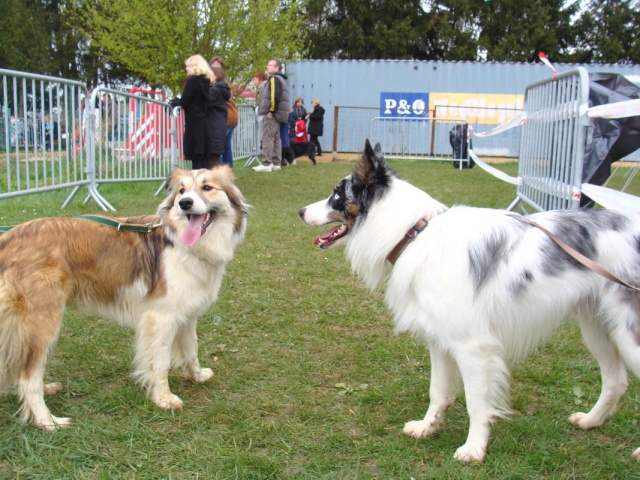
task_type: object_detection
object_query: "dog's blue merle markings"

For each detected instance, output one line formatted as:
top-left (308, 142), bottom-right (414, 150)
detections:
top-left (540, 209), bottom-right (629, 276)
top-left (469, 228), bottom-right (520, 293)
top-left (510, 269), bottom-right (534, 297)
top-left (468, 209), bottom-right (633, 296)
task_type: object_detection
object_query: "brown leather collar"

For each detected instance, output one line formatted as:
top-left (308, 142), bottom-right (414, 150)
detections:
top-left (386, 217), bottom-right (429, 265)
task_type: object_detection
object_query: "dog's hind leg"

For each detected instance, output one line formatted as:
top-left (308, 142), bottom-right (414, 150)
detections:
top-left (450, 342), bottom-right (510, 463)
top-left (18, 361), bottom-right (71, 431)
top-left (403, 344), bottom-right (459, 439)
top-left (16, 309), bottom-right (70, 430)
top-left (579, 296), bottom-right (640, 460)
top-left (173, 318), bottom-right (213, 383)
top-left (569, 311), bottom-right (628, 431)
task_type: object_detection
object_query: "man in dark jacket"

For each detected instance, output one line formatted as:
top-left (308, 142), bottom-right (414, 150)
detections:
top-left (255, 59), bottom-right (290, 171)
top-left (308, 99), bottom-right (325, 156)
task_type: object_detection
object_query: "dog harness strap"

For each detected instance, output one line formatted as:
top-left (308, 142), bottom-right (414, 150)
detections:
top-left (518, 217), bottom-right (640, 292)
top-left (75, 215), bottom-right (162, 233)
top-left (386, 217), bottom-right (429, 265)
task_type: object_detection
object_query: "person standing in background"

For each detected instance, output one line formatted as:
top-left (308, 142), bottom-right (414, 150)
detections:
top-left (210, 56), bottom-right (238, 169)
top-left (254, 59), bottom-right (290, 172)
top-left (289, 97), bottom-right (307, 144)
top-left (308, 99), bottom-right (325, 156)
top-left (207, 66), bottom-right (231, 168)
top-left (252, 72), bottom-right (267, 152)
top-left (171, 55), bottom-right (214, 169)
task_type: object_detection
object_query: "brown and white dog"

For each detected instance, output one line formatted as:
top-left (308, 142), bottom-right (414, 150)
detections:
top-left (0, 166), bottom-right (248, 430)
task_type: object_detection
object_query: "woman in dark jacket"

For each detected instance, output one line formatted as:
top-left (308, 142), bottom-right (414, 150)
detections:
top-left (207, 67), bottom-right (231, 167)
top-left (308, 99), bottom-right (325, 156)
top-left (171, 55), bottom-right (213, 169)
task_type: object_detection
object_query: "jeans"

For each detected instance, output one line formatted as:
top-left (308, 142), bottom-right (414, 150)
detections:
top-left (221, 126), bottom-right (235, 168)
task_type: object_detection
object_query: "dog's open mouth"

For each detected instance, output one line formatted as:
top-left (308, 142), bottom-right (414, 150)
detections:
top-left (182, 211), bottom-right (217, 247)
top-left (314, 224), bottom-right (349, 249)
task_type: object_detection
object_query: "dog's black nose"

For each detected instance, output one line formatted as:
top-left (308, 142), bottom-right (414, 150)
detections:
top-left (179, 197), bottom-right (194, 211)
top-left (298, 208), bottom-right (306, 218)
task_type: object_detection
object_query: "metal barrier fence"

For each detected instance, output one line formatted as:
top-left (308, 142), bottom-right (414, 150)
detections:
top-left (0, 69), bottom-right (92, 202)
top-left (369, 116), bottom-right (470, 163)
top-left (334, 106), bottom-right (470, 163)
top-left (235, 104), bottom-right (259, 162)
top-left (77, 86), bottom-right (186, 210)
top-left (1, 69), bottom-right (260, 211)
top-left (509, 67), bottom-right (591, 212)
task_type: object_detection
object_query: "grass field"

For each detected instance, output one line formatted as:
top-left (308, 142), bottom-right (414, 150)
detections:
top-left (1, 157), bottom-right (640, 479)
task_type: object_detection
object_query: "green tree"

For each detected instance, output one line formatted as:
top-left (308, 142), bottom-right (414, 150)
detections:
top-left (0, 0), bottom-right (63, 74)
top-left (569, 0), bottom-right (640, 64)
top-left (415, 0), bottom-right (481, 61)
top-left (306, 0), bottom-right (431, 59)
top-left (477, 0), bottom-right (578, 62)
top-left (74, 0), bottom-right (306, 92)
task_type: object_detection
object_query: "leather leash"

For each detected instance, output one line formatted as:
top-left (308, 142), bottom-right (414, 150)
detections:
top-left (518, 216), bottom-right (640, 292)
top-left (0, 215), bottom-right (162, 234)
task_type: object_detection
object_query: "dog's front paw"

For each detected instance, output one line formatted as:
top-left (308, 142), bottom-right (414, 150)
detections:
top-left (191, 368), bottom-right (213, 383)
top-left (632, 447), bottom-right (640, 461)
top-left (35, 415), bottom-right (72, 431)
top-left (454, 443), bottom-right (486, 463)
top-left (153, 393), bottom-right (184, 410)
top-left (569, 412), bottom-right (602, 430)
top-left (403, 419), bottom-right (439, 439)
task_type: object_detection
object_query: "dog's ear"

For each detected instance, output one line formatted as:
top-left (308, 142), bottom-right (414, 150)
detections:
top-left (356, 139), bottom-right (389, 185)
top-left (165, 167), bottom-right (185, 192)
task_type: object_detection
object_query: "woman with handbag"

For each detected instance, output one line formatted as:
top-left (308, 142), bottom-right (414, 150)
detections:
top-left (210, 56), bottom-right (238, 169)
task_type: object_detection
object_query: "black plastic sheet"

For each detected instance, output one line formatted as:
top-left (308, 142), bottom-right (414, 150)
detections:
top-left (582, 73), bottom-right (640, 206)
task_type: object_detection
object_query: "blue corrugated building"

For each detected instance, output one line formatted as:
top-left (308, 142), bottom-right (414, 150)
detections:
top-left (285, 60), bottom-right (640, 158)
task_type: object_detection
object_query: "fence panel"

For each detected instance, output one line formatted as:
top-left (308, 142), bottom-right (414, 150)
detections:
top-left (369, 116), bottom-right (470, 162)
top-left (88, 87), bottom-right (186, 191)
top-left (510, 67), bottom-right (591, 211)
top-left (0, 69), bottom-right (91, 203)
top-left (234, 104), bottom-right (259, 163)
top-left (335, 106), bottom-right (470, 163)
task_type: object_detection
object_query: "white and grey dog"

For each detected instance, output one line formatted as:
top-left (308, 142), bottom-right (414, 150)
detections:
top-left (299, 140), bottom-right (640, 463)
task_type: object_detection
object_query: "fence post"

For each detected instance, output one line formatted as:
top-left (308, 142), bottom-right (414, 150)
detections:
top-left (332, 105), bottom-right (339, 160)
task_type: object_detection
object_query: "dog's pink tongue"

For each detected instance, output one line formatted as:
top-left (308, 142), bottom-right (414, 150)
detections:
top-left (182, 215), bottom-right (206, 247)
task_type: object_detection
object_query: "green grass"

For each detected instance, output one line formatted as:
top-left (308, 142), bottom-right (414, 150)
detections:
top-left (1, 159), bottom-right (640, 479)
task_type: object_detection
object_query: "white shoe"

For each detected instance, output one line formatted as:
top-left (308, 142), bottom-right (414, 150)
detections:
top-left (271, 165), bottom-right (281, 171)
top-left (290, 160), bottom-right (296, 166)
top-left (253, 164), bottom-right (272, 172)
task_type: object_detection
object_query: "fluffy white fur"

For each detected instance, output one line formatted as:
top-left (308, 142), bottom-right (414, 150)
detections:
top-left (300, 141), bottom-right (640, 463)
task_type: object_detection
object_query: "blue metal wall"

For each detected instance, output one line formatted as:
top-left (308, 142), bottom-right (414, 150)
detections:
top-left (285, 59), bottom-right (640, 157)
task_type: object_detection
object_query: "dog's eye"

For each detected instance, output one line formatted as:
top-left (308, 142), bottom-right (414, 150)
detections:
top-left (334, 193), bottom-right (340, 200)
top-left (179, 188), bottom-right (185, 194)
top-left (203, 185), bottom-right (213, 191)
